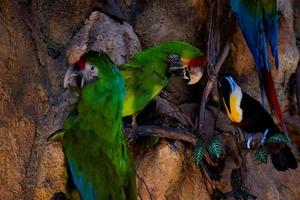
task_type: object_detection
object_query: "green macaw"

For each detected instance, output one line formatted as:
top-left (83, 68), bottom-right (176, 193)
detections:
top-left (120, 40), bottom-right (206, 117)
top-left (51, 40), bottom-right (206, 147)
top-left (63, 41), bottom-right (205, 119)
top-left (62, 51), bottom-right (137, 200)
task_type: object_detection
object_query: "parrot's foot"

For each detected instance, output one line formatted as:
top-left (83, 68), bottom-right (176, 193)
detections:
top-left (127, 133), bottom-right (139, 145)
top-left (131, 113), bottom-right (138, 129)
top-left (127, 114), bottom-right (139, 144)
top-left (50, 192), bottom-right (68, 200)
top-left (47, 129), bottom-right (64, 144)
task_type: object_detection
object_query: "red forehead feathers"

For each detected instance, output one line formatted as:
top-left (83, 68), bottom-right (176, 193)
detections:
top-left (188, 56), bottom-right (206, 68)
top-left (76, 55), bottom-right (86, 70)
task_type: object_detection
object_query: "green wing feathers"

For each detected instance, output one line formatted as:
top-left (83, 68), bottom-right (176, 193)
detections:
top-left (63, 52), bottom-right (136, 200)
top-left (121, 40), bottom-right (203, 116)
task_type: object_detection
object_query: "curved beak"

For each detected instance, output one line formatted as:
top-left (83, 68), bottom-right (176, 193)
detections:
top-left (63, 65), bottom-right (83, 94)
top-left (187, 67), bottom-right (203, 85)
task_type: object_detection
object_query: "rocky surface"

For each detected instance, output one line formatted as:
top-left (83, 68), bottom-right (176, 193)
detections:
top-left (0, 0), bottom-right (300, 200)
top-left (66, 11), bottom-right (141, 65)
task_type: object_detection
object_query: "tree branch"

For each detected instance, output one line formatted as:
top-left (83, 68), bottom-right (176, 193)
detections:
top-left (198, 42), bottom-right (230, 131)
top-left (124, 125), bottom-right (198, 145)
top-left (296, 64), bottom-right (300, 116)
top-left (196, 0), bottom-right (231, 134)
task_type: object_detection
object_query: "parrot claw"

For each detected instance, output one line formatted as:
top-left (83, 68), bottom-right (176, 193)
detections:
top-left (47, 129), bottom-right (64, 144)
top-left (127, 133), bottom-right (139, 145)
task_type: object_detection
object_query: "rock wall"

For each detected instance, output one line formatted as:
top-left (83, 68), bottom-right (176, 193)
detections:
top-left (0, 0), bottom-right (299, 199)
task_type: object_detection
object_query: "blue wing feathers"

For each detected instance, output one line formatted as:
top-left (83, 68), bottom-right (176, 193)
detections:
top-left (68, 161), bottom-right (98, 200)
top-left (231, 0), bottom-right (279, 106)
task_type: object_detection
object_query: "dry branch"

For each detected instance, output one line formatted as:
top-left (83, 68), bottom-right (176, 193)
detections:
top-left (296, 64), bottom-right (300, 116)
top-left (197, 0), bottom-right (231, 133)
top-left (124, 125), bottom-right (198, 145)
top-left (198, 42), bottom-right (230, 132)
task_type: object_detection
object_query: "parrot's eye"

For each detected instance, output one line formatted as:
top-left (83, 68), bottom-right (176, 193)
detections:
top-left (79, 63), bottom-right (99, 87)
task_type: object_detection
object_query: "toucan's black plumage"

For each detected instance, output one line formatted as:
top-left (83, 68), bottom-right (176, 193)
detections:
top-left (219, 75), bottom-right (298, 171)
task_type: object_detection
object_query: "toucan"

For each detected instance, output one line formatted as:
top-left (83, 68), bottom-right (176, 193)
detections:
top-left (218, 75), bottom-right (298, 171)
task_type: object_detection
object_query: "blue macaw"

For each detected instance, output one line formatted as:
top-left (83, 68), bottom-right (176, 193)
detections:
top-left (230, 0), bottom-right (287, 135)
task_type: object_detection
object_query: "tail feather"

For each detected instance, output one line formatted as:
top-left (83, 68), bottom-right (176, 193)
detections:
top-left (262, 69), bottom-right (287, 134)
top-left (271, 145), bottom-right (298, 171)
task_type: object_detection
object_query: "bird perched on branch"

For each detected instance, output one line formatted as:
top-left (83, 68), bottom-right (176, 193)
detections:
top-left (120, 40), bottom-right (206, 117)
top-left (62, 51), bottom-right (137, 200)
top-left (219, 75), bottom-right (297, 171)
top-left (64, 41), bottom-right (206, 128)
top-left (230, 0), bottom-right (287, 137)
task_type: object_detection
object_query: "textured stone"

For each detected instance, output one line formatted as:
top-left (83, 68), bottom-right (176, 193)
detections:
top-left (244, 154), bottom-right (300, 200)
top-left (1, 0), bottom-right (300, 199)
top-left (135, 140), bottom-right (211, 200)
top-left (136, 140), bottom-right (184, 199)
top-left (133, 0), bottom-right (207, 47)
top-left (66, 11), bottom-right (141, 65)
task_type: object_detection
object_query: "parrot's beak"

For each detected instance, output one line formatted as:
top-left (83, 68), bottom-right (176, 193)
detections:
top-left (63, 65), bottom-right (83, 94)
top-left (187, 67), bottom-right (203, 85)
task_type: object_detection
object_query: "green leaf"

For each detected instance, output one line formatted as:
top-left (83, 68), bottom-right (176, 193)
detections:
top-left (255, 146), bottom-right (268, 163)
top-left (208, 136), bottom-right (223, 159)
top-left (267, 133), bottom-right (288, 144)
top-left (193, 137), bottom-right (207, 166)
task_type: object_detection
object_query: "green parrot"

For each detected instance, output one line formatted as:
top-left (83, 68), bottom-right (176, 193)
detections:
top-left (62, 51), bottom-right (137, 200)
top-left (120, 40), bottom-right (206, 117)
top-left (63, 41), bottom-right (205, 119)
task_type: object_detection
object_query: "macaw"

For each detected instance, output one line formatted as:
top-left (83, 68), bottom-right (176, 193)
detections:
top-left (120, 40), bottom-right (206, 117)
top-left (219, 75), bottom-right (297, 171)
top-left (230, 0), bottom-right (287, 135)
top-left (64, 41), bottom-right (206, 119)
top-left (62, 51), bottom-right (137, 200)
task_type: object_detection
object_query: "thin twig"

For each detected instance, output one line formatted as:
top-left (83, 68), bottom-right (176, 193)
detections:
top-left (296, 64), bottom-right (300, 116)
top-left (136, 172), bottom-right (153, 200)
top-left (198, 42), bottom-right (230, 131)
top-left (124, 125), bottom-right (198, 145)
top-left (199, 164), bottom-right (215, 195)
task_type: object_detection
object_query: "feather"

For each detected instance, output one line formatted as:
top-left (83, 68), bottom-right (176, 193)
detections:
top-left (231, 0), bottom-right (287, 137)
top-left (120, 41), bottom-right (204, 116)
top-left (63, 52), bottom-right (136, 200)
